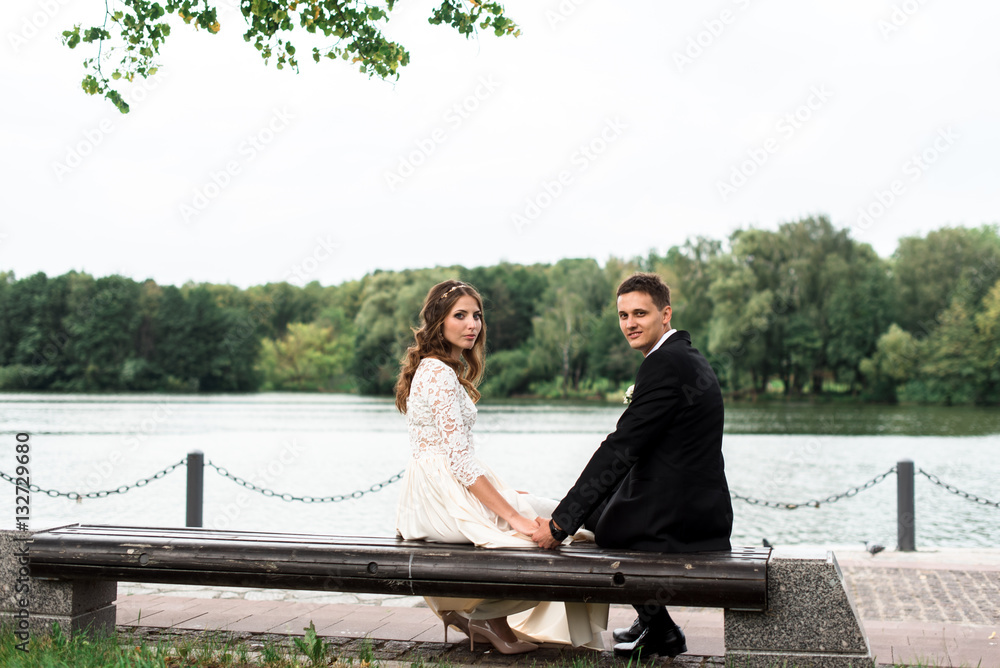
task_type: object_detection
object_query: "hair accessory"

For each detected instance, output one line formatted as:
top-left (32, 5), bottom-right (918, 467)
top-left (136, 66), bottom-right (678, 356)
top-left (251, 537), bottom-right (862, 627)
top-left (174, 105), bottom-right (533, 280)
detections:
top-left (439, 283), bottom-right (467, 299)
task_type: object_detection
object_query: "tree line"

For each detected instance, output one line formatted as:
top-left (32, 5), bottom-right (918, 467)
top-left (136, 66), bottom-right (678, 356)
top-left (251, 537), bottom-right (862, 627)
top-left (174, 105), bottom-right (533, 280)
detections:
top-left (1, 217), bottom-right (998, 405)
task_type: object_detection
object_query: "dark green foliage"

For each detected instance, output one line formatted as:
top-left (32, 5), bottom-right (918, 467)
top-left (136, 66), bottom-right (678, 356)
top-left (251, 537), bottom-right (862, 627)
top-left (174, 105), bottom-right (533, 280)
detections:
top-left (0, 275), bottom-right (260, 392)
top-left (1, 220), bottom-right (997, 404)
top-left (892, 225), bottom-right (1000, 336)
top-left (460, 263), bottom-right (547, 352)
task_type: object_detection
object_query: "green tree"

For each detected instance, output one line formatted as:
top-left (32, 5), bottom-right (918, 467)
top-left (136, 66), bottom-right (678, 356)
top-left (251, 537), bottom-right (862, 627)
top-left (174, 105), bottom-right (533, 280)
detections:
top-left (910, 299), bottom-right (979, 405)
top-left (972, 279), bottom-right (1000, 403)
top-left (241, 282), bottom-right (324, 340)
top-left (321, 279), bottom-right (364, 323)
top-left (147, 285), bottom-right (261, 391)
top-left (706, 238), bottom-right (780, 395)
top-left (258, 321), bottom-right (354, 390)
top-left (0, 272), bottom-right (73, 389)
top-left (912, 282), bottom-right (1000, 405)
top-left (350, 268), bottom-right (454, 394)
top-left (119, 279), bottom-right (167, 390)
top-left (651, 237), bottom-right (723, 351)
top-left (821, 245), bottom-right (894, 392)
top-left (859, 324), bottom-right (919, 402)
top-left (61, 275), bottom-right (142, 390)
top-left (892, 225), bottom-right (1000, 337)
top-left (527, 259), bottom-right (609, 397)
top-left (706, 216), bottom-right (890, 397)
top-left (62, 0), bottom-right (519, 113)
top-left (461, 263), bottom-right (547, 353)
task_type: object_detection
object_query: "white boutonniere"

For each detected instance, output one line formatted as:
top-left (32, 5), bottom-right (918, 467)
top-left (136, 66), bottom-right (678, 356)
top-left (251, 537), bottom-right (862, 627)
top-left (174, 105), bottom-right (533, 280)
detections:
top-left (623, 384), bottom-right (635, 405)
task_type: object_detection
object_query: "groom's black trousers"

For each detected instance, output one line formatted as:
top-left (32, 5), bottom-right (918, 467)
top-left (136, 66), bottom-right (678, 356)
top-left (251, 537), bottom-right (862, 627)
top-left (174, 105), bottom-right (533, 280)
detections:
top-left (582, 488), bottom-right (677, 634)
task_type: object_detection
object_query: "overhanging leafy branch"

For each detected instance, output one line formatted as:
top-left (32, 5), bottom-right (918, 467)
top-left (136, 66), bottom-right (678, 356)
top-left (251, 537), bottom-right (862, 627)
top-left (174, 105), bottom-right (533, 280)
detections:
top-left (62, 0), bottom-right (519, 113)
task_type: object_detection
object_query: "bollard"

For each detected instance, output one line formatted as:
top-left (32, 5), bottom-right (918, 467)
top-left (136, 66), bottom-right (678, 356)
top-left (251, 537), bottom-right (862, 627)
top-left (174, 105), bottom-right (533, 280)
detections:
top-left (897, 459), bottom-right (915, 551)
top-left (186, 450), bottom-right (204, 528)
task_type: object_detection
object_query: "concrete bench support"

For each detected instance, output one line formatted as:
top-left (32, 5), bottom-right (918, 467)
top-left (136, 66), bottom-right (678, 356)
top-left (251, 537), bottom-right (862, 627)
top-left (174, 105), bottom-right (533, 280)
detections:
top-left (725, 549), bottom-right (874, 668)
top-left (1, 531), bottom-right (117, 636)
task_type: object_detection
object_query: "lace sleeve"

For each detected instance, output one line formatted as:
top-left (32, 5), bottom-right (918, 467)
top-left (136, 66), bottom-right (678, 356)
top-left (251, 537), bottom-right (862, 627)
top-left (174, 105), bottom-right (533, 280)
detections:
top-left (423, 362), bottom-right (486, 487)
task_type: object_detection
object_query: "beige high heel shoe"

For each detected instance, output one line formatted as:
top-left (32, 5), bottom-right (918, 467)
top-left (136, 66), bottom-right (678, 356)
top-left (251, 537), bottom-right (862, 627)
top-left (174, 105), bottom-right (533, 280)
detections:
top-left (440, 610), bottom-right (470, 643)
top-left (467, 618), bottom-right (538, 654)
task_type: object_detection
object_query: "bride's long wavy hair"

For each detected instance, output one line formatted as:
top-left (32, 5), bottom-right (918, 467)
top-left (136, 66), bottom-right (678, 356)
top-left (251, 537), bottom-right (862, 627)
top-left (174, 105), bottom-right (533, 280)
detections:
top-left (394, 280), bottom-right (487, 414)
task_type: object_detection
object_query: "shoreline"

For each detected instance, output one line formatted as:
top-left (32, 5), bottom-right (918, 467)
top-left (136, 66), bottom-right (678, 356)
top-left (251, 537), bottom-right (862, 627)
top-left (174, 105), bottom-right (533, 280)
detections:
top-left (3, 387), bottom-right (1000, 410)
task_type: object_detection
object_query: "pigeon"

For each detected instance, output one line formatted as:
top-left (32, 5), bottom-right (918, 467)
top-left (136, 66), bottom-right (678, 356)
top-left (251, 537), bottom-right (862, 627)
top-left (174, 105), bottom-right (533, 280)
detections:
top-left (864, 541), bottom-right (885, 556)
top-left (762, 538), bottom-right (773, 548)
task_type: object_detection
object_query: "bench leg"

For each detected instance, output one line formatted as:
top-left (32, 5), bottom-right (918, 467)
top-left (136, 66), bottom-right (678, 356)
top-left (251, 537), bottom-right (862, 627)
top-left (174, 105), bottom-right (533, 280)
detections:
top-left (724, 550), bottom-right (874, 668)
top-left (1, 530), bottom-right (117, 638)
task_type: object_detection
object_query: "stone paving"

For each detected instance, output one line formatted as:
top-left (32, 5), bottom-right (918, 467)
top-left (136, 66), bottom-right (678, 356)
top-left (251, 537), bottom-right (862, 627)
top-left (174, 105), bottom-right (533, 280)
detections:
top-left (121, 606), bottom-right (728, 668)
top-left (115, 548), bottom-right (1000, 667)
top-left (843, 565), bottom-right (1000, 625)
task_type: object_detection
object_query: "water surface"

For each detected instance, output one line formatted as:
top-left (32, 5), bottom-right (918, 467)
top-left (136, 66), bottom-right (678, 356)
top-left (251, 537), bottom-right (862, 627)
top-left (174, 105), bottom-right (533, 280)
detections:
top-left (1, 393), bottom-right (997, 549)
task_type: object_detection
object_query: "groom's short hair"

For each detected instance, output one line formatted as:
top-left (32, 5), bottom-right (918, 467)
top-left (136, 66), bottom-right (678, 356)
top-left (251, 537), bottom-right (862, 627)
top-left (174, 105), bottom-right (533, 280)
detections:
top-left (617, 273), bottom-right (671, 310)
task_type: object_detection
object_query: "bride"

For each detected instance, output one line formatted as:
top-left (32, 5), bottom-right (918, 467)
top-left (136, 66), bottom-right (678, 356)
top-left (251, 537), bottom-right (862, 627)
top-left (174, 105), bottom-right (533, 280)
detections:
top-left (394, 279), bottom-right (607, 654)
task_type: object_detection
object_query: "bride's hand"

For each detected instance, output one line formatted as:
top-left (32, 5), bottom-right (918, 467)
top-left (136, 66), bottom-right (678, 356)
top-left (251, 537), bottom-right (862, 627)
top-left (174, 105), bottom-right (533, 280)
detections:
top-left (510, 514), bottom-right (540, 536)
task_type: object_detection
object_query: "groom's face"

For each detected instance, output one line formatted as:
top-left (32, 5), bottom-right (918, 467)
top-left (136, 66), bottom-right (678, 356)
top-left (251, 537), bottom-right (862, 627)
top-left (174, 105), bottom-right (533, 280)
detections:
top-left (618, 291), bottom-right (672, 356)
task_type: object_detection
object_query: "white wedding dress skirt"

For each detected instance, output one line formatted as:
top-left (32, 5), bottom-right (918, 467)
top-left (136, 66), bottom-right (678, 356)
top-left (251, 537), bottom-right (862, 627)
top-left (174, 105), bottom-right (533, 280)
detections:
top-left (395, 453), bottom-right (608, 648)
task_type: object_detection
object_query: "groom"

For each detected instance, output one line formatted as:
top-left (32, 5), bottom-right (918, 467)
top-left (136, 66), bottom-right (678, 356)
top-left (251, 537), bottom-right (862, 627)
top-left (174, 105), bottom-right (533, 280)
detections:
top-left (531, 272), bottom-right (733, 658)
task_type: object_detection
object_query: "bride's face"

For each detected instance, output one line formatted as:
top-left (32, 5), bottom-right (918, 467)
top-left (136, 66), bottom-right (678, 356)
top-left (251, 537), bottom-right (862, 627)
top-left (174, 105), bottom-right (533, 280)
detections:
top-left (442, 295), bottom-right (483, 360)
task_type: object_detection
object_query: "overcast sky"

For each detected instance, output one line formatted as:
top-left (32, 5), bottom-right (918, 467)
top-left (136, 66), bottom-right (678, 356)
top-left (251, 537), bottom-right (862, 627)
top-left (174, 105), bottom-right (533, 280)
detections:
top-left (3, 0), bottom-right (998, 289)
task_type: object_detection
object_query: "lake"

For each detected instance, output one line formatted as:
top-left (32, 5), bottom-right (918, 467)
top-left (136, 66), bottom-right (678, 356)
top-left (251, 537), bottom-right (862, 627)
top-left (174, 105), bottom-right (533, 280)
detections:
top-left (1, 393), bottom-right (997, 549)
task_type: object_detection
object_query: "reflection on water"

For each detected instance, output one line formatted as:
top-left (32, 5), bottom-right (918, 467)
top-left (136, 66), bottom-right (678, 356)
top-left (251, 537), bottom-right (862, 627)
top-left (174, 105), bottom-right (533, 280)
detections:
top-left (723, 401), bottom-right (1000, 437)
top-left (1, 393), bottom-right (997, 548)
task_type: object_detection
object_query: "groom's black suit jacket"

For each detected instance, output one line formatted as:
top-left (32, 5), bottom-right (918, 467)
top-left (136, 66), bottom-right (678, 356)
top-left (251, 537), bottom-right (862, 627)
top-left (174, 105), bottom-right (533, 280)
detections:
top-left (552, 331), bottom-right (733, 553)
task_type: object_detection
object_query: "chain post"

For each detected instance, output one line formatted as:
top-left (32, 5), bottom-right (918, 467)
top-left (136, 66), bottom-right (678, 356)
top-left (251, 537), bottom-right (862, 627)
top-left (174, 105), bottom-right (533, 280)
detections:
top-left (897, 459), bottom-right (915, 552)
top-left (186, 451), bottom-right (204, 528)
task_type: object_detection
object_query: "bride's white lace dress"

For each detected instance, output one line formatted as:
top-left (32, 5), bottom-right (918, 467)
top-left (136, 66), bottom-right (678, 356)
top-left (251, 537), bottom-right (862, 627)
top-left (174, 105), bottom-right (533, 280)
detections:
top-left (395, 357), bottom-right (607, 648)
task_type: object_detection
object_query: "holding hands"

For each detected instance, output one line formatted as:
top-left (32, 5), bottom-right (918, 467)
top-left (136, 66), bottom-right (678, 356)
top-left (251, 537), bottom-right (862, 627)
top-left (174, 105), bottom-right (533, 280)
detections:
top-left (531, 519), bottom-right (562, 550)
top-left (510, 514), bottom-right (541, 536)
top-left (510, 515), bottom-right (563, 550)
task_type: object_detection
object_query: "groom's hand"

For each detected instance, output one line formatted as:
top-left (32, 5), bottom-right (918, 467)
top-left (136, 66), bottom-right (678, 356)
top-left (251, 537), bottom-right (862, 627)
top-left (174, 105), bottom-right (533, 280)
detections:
top-left (532, 520), bottom-right (560, 549)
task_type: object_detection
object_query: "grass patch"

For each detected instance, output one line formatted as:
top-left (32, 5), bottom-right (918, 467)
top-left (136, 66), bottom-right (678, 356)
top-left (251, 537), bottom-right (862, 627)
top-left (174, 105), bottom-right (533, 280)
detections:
top-left (0, 622), bottom-right (367, 668)
top-left (0, 624), bottom-right (970, 667)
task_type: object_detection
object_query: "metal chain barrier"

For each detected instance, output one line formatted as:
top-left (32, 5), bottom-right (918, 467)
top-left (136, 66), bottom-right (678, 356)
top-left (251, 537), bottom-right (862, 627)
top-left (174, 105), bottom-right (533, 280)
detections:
top-left (6, 458), bottom-right (994, 511)
top-left (0, 457), bottom-right (187, 501)
top-left (730, 465), bottom-right (898, 509)
top-left (918, 468), bottom-right (1000, 508)
top-left (205, 460), bottom-right (405, 503)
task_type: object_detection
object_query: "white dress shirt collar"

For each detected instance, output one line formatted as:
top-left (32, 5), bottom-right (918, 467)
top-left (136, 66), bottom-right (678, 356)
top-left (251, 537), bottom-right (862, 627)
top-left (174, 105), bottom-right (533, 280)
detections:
top-left (646, 328), bottom-right (677, 357)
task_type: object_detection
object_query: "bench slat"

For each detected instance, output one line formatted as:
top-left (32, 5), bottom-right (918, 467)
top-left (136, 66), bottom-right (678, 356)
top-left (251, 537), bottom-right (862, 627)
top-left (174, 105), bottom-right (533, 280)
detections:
top-left (29, 525), bottom-right (769, 611)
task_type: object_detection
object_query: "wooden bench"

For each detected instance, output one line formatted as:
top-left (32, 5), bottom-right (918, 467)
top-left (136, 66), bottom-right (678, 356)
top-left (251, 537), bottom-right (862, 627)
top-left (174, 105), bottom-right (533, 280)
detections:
top-left (1, 524), bottom-right (873, 666)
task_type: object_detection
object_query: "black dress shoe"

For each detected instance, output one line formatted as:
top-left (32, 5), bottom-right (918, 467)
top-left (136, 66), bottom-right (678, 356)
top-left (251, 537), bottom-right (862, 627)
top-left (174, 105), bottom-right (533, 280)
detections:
top-left (612, 616), bottom-right (644, 644)
top-left (613, 624), bottom-right (687, 659)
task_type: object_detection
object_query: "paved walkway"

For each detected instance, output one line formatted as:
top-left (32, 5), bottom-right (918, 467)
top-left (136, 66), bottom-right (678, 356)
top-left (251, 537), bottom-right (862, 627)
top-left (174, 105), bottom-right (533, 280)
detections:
top-left (115, 548), bottom-right (1000, 667)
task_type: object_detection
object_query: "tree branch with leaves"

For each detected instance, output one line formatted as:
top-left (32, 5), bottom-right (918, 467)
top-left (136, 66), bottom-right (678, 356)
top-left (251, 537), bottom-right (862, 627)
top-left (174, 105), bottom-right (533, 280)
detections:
top-left (62, 0), bottom-right (519, 113)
